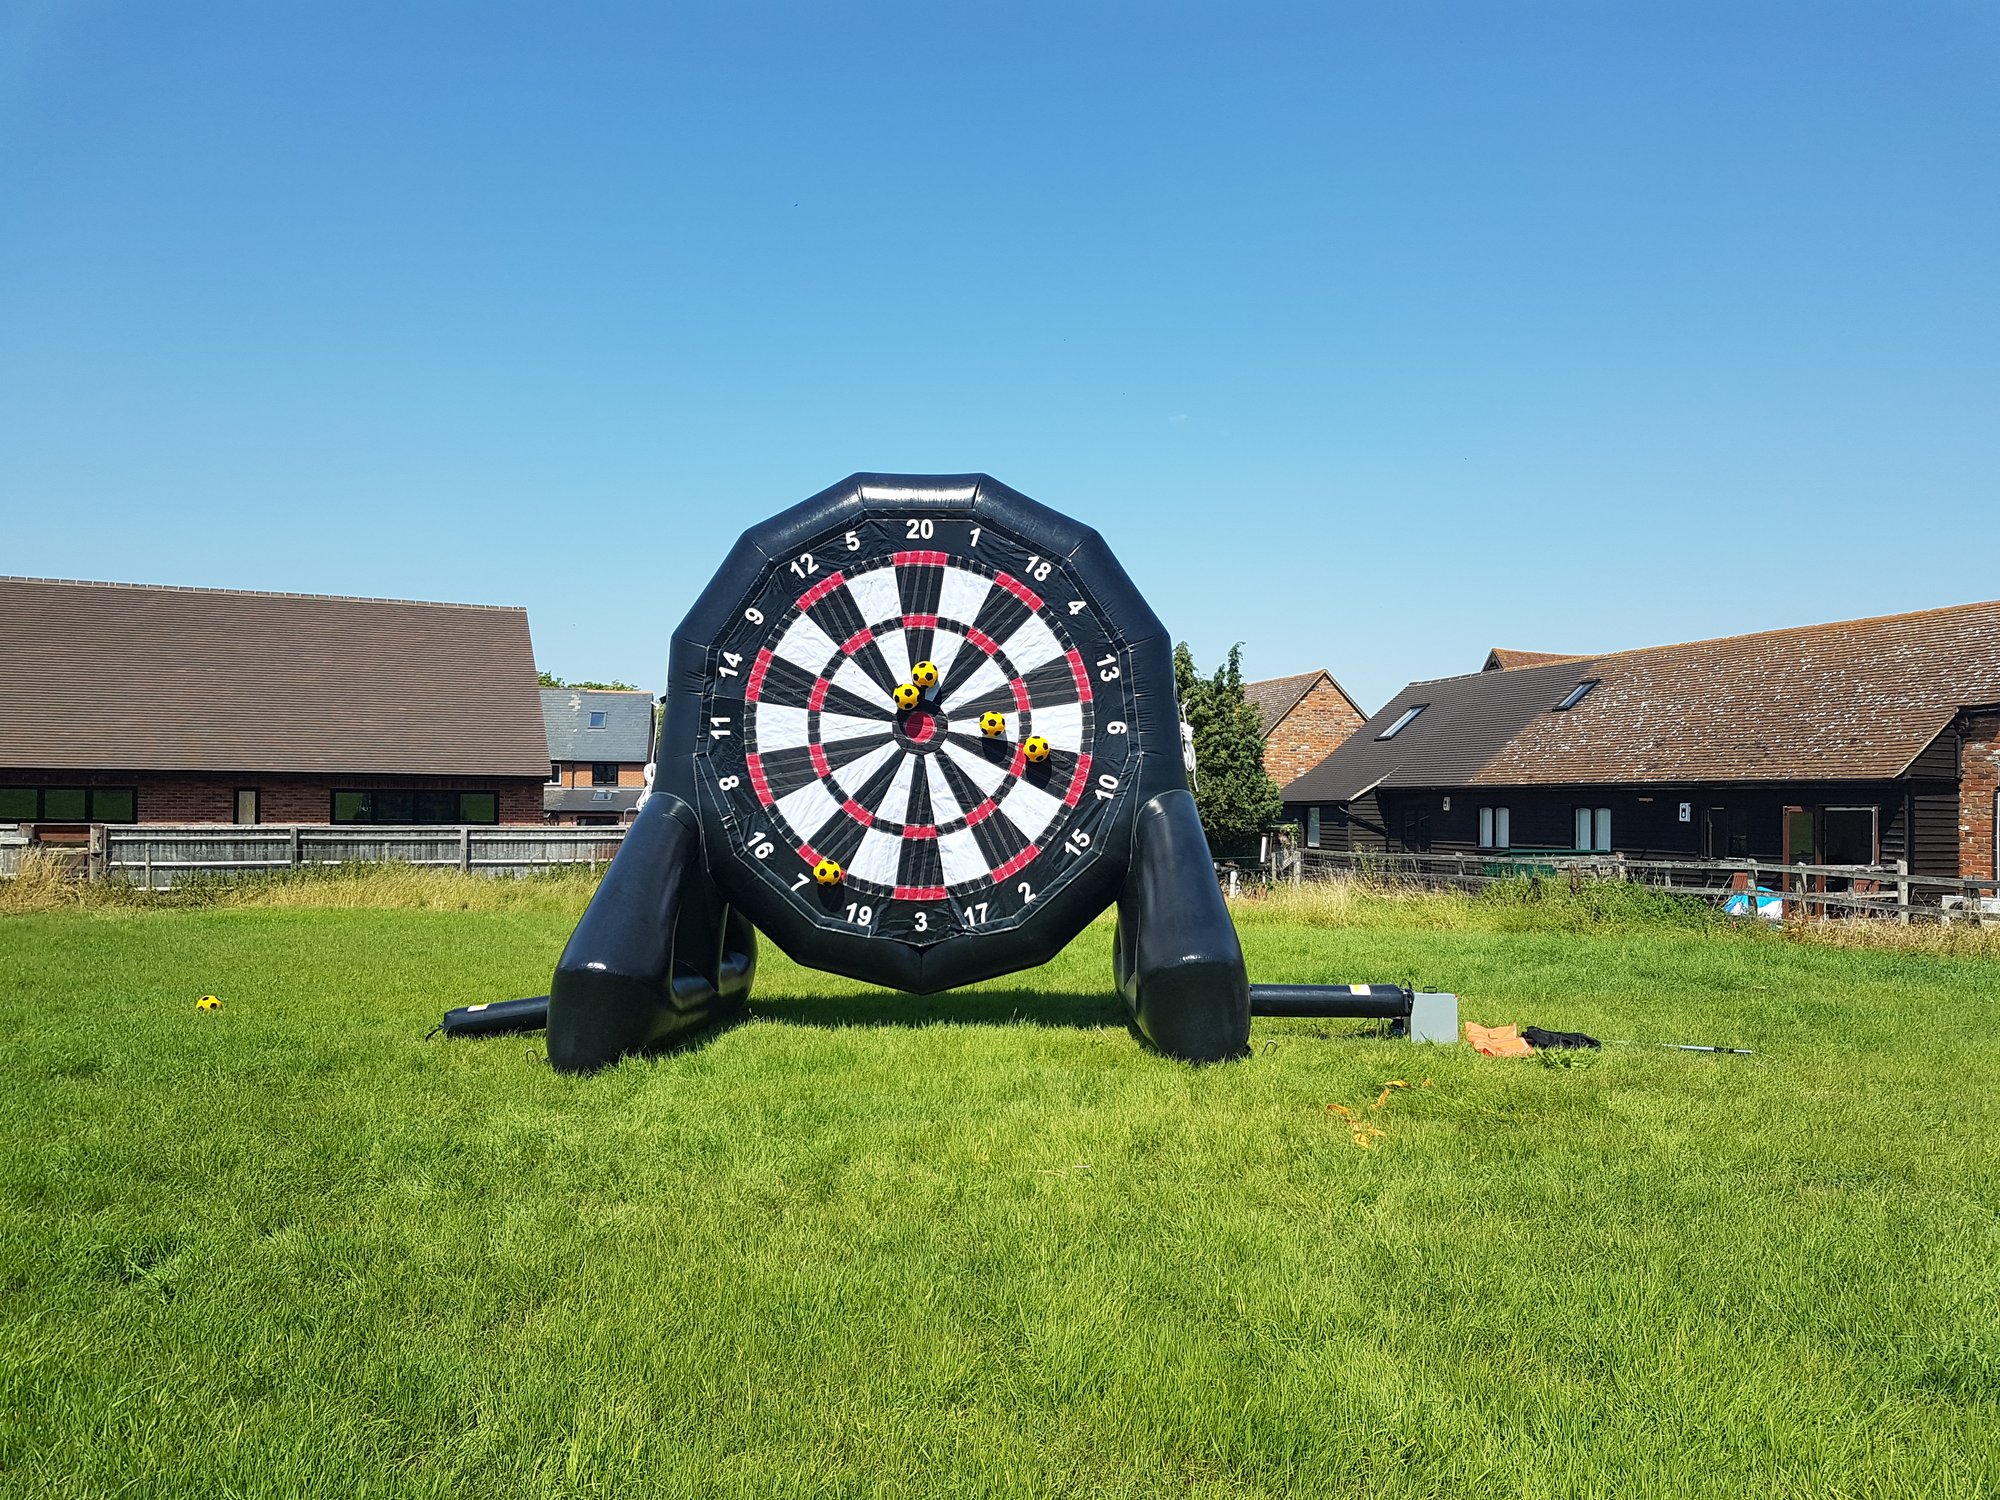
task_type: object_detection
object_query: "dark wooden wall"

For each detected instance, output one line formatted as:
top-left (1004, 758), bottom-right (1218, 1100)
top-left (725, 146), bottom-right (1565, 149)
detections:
top-left (1289, 777), bottom-right (1963, 877)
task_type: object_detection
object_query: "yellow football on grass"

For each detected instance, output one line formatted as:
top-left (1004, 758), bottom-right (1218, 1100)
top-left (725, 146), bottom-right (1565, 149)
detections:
top-left (196, 995), bottom-right (221, 1012)
top-left (813, 859), bottom-right (844, 886)
top-left (979, 711), bottom-right (1006, 737)
top-left (1022, 736), bottom-right (1051, 763)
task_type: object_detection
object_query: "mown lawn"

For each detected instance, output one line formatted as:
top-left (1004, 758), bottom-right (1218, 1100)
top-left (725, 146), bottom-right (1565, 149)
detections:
top-left (1, 891), bottom-right (1995, 1498)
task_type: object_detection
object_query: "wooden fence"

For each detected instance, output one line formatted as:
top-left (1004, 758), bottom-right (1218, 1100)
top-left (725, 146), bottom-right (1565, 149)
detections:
top-left (86, 825), bottom-right (629, 888)
top-left (1244, 845), bottom-right (2000, 925)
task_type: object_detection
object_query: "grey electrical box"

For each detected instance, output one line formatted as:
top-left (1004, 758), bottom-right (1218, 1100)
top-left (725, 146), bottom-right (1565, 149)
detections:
top-left (1409, 992), bottom-right (1459, 1044)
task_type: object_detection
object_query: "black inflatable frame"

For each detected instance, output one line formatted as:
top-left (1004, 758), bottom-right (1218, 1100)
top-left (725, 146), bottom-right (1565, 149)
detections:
top-left (518, 475), bottom-right (1251, 1070)
top-left (444, 474), bottom-right (1461, 1068)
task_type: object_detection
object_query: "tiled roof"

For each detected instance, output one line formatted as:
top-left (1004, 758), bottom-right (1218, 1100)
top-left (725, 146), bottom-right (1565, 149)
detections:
top-left (1476, 601), bottom-right (2000, 785)
top-left (542, 689), bottom-right (655, 763)
top-left (1242, 670), bottom-right (1367, 738)
top-left (1284, 599), bottom-right (2000, 800)
top-left (0, 576), bottom-right (549, 776)
top-left (1483, 648), bottom-right (1582, 672)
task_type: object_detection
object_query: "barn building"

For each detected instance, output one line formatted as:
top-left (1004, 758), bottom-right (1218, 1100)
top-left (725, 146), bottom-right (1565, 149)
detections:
top-left (1242, 670), bottom-right (1368, 789)
top-left (542, 688), bottom-right (655, 825)
top-left (1283, 601), bottom-right (2000, 880)
top-left (0, 576), bottom-right (551, 827)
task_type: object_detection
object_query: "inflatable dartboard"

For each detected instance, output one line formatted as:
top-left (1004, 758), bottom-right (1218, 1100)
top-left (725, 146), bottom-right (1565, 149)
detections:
top-left (545, 474), bottom-right (1249, 1072)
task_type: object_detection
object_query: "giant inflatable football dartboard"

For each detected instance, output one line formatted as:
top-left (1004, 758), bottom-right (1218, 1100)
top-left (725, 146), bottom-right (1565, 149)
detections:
top-left (543, 474), bottom-right (1251, 1072)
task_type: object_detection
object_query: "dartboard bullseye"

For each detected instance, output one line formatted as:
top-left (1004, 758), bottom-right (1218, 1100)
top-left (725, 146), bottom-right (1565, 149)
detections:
top-left (534, 473), bottom-right (1253, 1072)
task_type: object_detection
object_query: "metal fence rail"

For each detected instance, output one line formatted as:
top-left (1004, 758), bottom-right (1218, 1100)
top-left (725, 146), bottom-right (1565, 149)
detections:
top-left (1254, 845), bottom-right (1999, 924)
top-left (97, 825), bottom-right (627, 888)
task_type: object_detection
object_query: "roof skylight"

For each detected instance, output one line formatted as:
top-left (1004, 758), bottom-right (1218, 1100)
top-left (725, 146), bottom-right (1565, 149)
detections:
top-left (1376, 704), bottom-right (1427, 740)
top-left (1553, 680), bottom-right (1600, 712)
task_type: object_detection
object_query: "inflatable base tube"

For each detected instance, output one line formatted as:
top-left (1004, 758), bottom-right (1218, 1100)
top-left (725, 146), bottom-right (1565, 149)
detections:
top-left (442, 995), bottom-right (550, 1037)
top-left (1249, 984), bottom-right (1412, 1020)
top-left (547, 793), bottom-right (758, 1074)
top-left (1114, 789), bottom-right (1251, 1062)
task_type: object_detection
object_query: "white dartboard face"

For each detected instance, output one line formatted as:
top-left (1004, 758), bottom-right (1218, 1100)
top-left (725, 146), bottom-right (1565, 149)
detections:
top-left (694, 511), bottom-right (1140, 947)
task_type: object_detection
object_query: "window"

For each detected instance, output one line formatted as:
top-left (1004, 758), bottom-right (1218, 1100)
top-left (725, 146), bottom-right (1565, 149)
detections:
top-left (549, 762), bottom-right (563, 785)
top-left (1479, 807), bottom-right (1511, 849)
top-left (1703, 807), bottom-right (1749, 859)
top-left (1400, 809), bottom-right (1432, 852)
top-left (93, 789), bottom-right (137, 822)
top-left (0, 787), bottom-right (138, 823)
top-left (1377, 704), bottom-right (1428, 740)
top-left (588, 711), bottom-right (607, 729)
top-left (1306, 808), bottom-right (1322, 848)
top-left (43, 788), bottom-right (87, 820)
top-left (1553, 680), bottom-right (1601, 711)
top-left (591, 762), bottom-right (619, 787)
top-left (330, 790), bottom-right (502, 825)
top-left (1574, 806), bottom-right (1611, 852)
top-left (234, 789), bottom-right (260, 825)
top-left (1822, 807), bottom-right (1878, 865)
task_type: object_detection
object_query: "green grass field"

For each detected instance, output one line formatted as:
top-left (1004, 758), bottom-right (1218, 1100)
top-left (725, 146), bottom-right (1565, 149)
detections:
top-left (2, 879), bottom-right (1996, 1498)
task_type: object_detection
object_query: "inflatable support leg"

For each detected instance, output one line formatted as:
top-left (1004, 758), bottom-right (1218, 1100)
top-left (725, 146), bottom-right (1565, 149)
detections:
top-left (546, 793), bottom-right (757, 1074)
top-left (1114, 789), bottom-right (1250, 1062)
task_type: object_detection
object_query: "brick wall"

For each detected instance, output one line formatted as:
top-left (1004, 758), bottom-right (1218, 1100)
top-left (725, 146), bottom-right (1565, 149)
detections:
top-left (1262, 679), bottom-right (1367, 789)
top-left (1961, 712), bottom-right (1999, 880)
top-left (1, 769), bottom-right (544, 825)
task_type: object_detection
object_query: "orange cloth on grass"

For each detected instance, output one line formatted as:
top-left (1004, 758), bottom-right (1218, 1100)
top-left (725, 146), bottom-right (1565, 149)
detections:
top-left (1465, 1022), bottom-right (1535, 1057)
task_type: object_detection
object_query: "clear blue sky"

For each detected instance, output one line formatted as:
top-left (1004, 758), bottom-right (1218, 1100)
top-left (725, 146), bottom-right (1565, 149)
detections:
top-left (4, 2), bottom-right (1994, 712)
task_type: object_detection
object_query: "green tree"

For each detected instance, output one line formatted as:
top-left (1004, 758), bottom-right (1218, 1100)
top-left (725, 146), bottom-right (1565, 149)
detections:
top-left (537, 670), bottom-right (639, 691)
top-left (1173, 641), bottom-right (1283, 854)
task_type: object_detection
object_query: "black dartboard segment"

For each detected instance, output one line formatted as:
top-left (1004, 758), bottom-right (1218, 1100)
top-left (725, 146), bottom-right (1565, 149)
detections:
top-left (695, 508), bottom-right (1139, 946)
